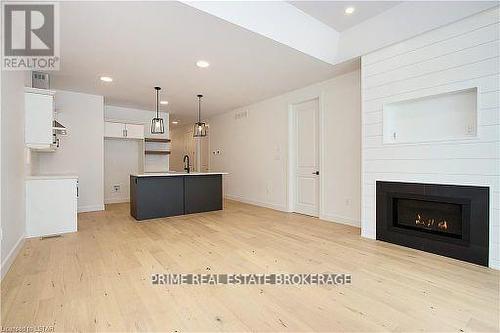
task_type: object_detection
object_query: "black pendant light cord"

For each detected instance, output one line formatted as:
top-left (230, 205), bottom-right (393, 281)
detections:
top-left (197, 94), bottom-right (203, 123)
top-left (155, 86), bottom-right (161, 118)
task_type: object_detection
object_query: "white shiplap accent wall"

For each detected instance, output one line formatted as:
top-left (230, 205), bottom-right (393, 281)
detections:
top-left (361, 7), bottom-right (500, 269)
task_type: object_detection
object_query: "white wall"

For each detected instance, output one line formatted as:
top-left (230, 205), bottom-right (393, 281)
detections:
top-left (104, 139), bottom-right (141, 204)
top-left (1, 71), bottom-right (27, 279)
top-left (361, 7), bottom-right (500, 268)
top-left (104, 105), bottom-right (169, 203)
top-left (35, 90), bottom-right (105, 213)
top-left (209, 69), bottom-right (361, 226)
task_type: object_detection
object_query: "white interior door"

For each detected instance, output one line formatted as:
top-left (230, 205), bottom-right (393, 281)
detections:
top-left (293, 99), bottom-right (319, 217)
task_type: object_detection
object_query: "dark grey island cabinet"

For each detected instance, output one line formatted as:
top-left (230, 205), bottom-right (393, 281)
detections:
top-left (130, 173), bottom-right (225, 221)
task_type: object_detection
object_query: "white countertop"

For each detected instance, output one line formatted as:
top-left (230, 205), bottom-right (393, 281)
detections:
top-left (132, 172), bottom-right (228, 177)
top-left (26, 174), bottom-right (79, 180)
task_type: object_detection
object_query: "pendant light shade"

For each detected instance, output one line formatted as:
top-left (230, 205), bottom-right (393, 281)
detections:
top-left (151, 86), bottom-right (165, 134)
top-left (193, 94), bottom-right (207, 137)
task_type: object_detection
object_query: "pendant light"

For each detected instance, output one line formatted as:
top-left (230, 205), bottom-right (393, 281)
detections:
top-left (193, 94), bottom-right (207, 137)
top-left (151, 86), bottom-right (165, 134)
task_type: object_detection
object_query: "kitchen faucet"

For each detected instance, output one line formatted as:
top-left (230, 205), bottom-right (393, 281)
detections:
top-left (183, 155), bottom-right (190, 173)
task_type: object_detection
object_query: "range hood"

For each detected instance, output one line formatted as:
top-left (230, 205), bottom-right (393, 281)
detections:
top-left (53, 120), bottom-right (67, 135)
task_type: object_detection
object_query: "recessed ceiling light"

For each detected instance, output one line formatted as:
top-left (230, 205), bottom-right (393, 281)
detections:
top-left (100, 76), bottom-right (113, 82)
top-left (160, 100), bottom-right (168, 105)
top-left (196, 60), bottom-right (210, 68)
top-left (344, 7), bottom-right (355, 15)
top-left (171, 121), bottom-right (179, 125)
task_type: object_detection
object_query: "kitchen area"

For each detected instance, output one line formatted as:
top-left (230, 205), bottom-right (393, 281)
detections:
top-left (24, 74), bottom-right (225, 238)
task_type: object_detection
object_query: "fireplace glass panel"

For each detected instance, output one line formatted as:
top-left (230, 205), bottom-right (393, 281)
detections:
top-left (394, 198), bottom-right (462, 238)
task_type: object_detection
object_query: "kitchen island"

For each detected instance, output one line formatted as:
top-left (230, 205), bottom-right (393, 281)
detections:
top-left (130, 172), bottom-right (227, 221)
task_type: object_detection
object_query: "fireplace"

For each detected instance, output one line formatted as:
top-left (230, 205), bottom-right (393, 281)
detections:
top-left (376, 181), bottom-right (489, 266)
top-left (395, 198), bottom-right (464, 238)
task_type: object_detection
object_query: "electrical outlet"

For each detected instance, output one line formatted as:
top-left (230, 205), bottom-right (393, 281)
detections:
top-left (345, 198), bottom-right (351, 206)
top-left (113, 185), bottom-right (120, 193)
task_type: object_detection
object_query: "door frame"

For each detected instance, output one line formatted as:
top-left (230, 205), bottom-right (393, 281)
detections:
top-left (287, 94), bottom-right (325, 217)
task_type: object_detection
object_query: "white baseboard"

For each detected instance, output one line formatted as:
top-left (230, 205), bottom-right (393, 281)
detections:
top-left (78, 204), bottom-right (105, 213)
top-left (361, 229), bottom-right (376, 239)
top-left (320, 213), bottom-right (361, 228)
top-left (1, 234), bottom-right (25, 280)
top-left (104, 197), bottom-right (129, 204)
top-left (224, 195), bottom-right (288, 212)
top-left (225, 196), bottom-right (362, 230)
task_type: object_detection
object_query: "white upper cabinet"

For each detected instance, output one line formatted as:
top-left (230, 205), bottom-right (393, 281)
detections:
top-left (25, 88), bottom-right (56, 150)
top-left (104, 121), bottom-right (125, 138)
top-left (104, 121), bottom-right (144, 139)
top-left (125, 123), bottom-right (144, 139)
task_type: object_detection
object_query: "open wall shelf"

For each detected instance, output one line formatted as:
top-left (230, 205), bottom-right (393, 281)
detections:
top-left (143, 136), bottom-right (171, 172)
top-left (145, 138), bottom-right (171, 143)
top-left (145, 150), bottom-right (171, 155)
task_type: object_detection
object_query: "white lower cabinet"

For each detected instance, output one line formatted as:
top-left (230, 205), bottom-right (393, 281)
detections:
top-left (26, 177), bottom-right (78, 237)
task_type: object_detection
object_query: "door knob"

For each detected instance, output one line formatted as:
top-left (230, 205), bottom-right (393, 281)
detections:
top-left (313, 171), bottom-right (319, 175)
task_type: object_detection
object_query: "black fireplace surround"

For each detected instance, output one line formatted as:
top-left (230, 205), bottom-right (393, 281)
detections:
top-left (376, 181), bottom-right (489, 266)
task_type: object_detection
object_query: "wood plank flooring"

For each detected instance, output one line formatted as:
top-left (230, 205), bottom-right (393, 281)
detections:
top-left (1, 200), bottom-right (499, 332)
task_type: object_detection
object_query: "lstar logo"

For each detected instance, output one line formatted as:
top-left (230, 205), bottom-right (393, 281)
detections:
top-left (2, 2), bottom-right (60, 70)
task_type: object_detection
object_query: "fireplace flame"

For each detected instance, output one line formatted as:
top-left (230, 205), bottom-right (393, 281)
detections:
top-left (437, 220), bottom-right (448, 230)
top-left (415, 214), bottom-right (448, 231)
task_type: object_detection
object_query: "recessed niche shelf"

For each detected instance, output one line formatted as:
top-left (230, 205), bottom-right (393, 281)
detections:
top-left (383, 88), bottom-right (478, 144)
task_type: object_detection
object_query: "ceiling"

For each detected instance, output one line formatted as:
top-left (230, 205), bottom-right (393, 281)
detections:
top-left (52, 1), bottom-right (359, 124)
top-left (289, 1), bottom-right (401, 31)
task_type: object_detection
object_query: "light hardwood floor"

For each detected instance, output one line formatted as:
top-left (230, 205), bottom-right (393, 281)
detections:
top-left (1, 200), bottom-right (499, 332)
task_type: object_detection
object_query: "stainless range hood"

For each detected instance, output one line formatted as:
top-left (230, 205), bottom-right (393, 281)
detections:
top-left (53, 120), bottom-right (67, 135)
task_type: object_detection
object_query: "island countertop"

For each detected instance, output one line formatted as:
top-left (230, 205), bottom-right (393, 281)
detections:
top-left (131, 172), bottom-right (228, 177)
